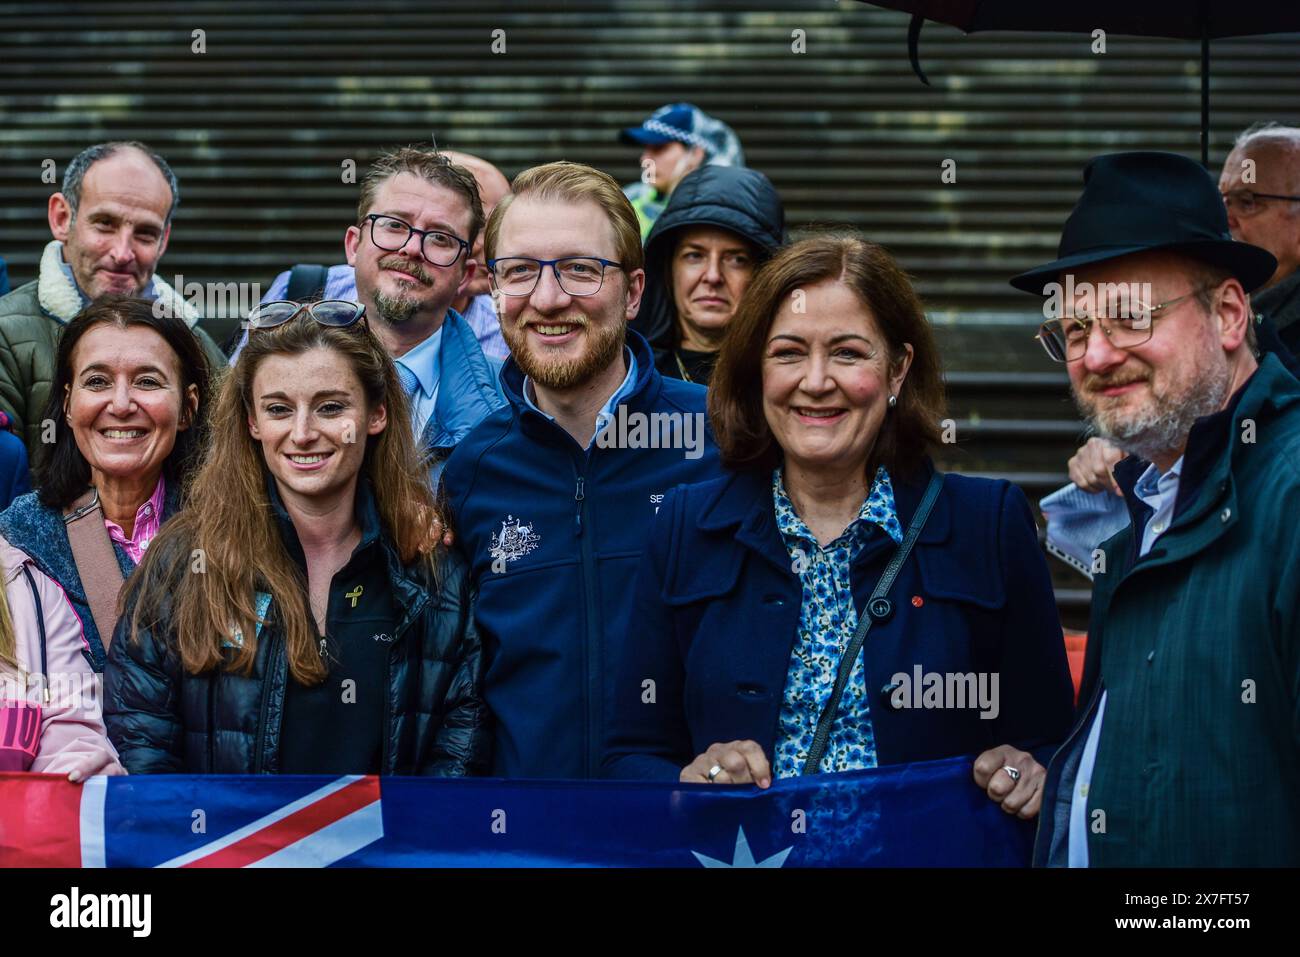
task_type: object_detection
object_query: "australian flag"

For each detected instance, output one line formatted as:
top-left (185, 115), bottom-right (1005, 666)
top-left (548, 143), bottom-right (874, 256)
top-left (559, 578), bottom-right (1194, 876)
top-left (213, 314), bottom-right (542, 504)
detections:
top-left (0, 755), bottom-right (1034, 867)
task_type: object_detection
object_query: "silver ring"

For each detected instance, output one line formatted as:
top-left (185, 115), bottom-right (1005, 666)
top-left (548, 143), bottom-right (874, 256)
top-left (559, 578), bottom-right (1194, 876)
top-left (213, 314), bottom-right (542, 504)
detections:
top-left (1002, 765), bottom-right (1021, 782)
top-left (706, 763), bottom-right (724, 782)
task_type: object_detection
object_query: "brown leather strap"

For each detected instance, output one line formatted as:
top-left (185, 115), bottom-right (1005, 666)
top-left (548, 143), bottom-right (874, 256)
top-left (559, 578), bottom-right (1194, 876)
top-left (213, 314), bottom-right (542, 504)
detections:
top-left (64, 488), bottom-right (127, 652)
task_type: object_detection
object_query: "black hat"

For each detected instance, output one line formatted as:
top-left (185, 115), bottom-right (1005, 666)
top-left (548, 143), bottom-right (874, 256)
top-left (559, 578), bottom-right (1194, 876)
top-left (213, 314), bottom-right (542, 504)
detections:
top-left (1010, 151), bottom-right (1277, 295)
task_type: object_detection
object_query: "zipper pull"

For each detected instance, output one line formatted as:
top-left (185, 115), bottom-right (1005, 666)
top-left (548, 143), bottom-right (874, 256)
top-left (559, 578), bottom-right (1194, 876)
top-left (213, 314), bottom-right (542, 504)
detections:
top-left (319, 637), bottom-right (328, 659)
top-left (574, 476), bottom-right (585, 537)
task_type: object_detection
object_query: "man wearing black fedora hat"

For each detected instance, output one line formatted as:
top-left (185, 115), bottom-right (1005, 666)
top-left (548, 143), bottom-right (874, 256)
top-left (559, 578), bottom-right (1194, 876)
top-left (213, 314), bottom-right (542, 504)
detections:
top-left (1068, 126), bottom-right (1300, 501)
top-left (1011, 151), bottom-right (1300, 867)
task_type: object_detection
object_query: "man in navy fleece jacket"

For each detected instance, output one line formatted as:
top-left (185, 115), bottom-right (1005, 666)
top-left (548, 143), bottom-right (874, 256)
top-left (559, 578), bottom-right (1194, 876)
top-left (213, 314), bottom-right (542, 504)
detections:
top-left (440, 161), bottom-right (721, 779)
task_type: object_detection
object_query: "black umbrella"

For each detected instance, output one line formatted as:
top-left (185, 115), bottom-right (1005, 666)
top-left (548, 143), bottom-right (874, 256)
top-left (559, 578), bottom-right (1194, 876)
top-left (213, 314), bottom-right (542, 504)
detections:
top-left (858, 1), bottom-right (1300, 165)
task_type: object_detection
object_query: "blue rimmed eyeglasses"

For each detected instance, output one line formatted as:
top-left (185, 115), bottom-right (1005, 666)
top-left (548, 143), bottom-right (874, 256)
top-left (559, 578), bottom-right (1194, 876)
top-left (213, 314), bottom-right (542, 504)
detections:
top-left (487, 257), bottom-right (625, 297)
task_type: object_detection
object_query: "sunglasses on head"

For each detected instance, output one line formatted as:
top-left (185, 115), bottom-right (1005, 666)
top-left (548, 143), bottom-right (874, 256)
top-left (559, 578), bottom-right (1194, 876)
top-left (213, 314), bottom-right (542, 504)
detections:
top-left (245, 300), bottom-right (368, 331)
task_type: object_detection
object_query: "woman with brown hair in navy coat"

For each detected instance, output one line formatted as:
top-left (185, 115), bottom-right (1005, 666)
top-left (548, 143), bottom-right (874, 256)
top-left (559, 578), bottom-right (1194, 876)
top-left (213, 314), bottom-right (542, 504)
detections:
top-left (603, 233), bottom-right (1074, 820)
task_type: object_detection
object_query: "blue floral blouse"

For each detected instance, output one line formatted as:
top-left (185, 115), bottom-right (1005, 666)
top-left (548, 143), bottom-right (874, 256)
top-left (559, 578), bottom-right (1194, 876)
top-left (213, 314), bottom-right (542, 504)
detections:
top-left (772, 466), bottom-right (904, 778)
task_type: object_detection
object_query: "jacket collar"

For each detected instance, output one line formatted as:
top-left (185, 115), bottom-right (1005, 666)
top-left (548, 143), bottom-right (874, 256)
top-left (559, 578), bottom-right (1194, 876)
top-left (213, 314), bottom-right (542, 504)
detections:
top-left (499, 329), bottom-right (665, 446)
top-left (37, 239), bottom-right (202, 327)
top-left (1115, 352), bottom-right (1300, 508)
top-left (0, 490), bottom-right (132, 608)
top-left (420, 307), bottom-right (505, 452)
top-left (1113, 352), bottom-right (1300, 564)
top-left (160, 469), bottom-right (184, 519)
top-left (697, 458), bottom-right (951, 558)
top-left (265, 468), bottom-right (383, 578)
top-left (262, 469), bottom-right (430, 632)
top-left (1254, 267), bottom-right (1300, 332)
top-left (0, 535), bottom-right (32, 587)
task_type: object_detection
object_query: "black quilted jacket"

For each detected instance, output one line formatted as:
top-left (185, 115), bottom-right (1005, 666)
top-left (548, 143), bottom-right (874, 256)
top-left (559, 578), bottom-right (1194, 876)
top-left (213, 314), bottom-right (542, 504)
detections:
top-left (104, 484), bottom-right (488, 776)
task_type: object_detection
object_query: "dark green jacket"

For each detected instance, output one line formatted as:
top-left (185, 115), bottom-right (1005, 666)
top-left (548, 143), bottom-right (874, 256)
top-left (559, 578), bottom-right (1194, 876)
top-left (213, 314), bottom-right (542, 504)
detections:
top-left (1255, 267), bottom-right (1300, 357)
top-left (0, 248), bottom-right (226, 460)
top-left (1035, 353), bottom-right (1300, 867)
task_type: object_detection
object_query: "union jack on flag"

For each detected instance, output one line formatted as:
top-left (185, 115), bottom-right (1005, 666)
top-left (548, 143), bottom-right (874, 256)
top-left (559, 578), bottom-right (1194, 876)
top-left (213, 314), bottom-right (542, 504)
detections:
top-left (0, 774), bottom-right (382, 867)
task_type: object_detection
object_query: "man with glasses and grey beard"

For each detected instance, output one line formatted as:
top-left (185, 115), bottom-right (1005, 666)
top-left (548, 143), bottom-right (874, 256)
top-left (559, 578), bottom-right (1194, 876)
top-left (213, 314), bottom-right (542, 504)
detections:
top-left (1011, 151), bottom-right (1300, 867)
top-left (1058, 124), bottom-right (1300, 504)
top-left (235, 147), bottom-right (503, 482)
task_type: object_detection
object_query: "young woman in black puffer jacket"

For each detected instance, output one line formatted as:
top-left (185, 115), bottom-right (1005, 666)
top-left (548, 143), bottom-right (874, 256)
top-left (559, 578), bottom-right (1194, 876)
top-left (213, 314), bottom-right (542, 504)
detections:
top-left (105, 303), bottom-right (487, 775)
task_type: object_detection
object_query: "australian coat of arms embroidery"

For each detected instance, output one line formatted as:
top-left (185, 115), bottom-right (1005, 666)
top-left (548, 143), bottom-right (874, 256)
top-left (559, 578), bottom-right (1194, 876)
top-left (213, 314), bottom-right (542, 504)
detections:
top-left (489, 515), bottom-right (541, 565)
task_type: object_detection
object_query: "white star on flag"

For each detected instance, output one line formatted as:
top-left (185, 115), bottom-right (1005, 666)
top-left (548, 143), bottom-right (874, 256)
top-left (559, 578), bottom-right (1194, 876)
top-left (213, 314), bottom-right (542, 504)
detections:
top-left (692, 826), bottom-right (793, 868)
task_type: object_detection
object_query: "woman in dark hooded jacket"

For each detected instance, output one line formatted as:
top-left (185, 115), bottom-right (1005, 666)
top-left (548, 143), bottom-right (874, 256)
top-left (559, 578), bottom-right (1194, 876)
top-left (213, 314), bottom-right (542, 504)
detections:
top-left (631, 165), bottom-right (785, 386)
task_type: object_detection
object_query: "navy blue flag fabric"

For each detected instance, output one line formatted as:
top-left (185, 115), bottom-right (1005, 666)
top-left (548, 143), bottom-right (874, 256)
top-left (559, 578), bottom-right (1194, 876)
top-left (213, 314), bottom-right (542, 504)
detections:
top-left (2, 754), bottom-right (1036, 867)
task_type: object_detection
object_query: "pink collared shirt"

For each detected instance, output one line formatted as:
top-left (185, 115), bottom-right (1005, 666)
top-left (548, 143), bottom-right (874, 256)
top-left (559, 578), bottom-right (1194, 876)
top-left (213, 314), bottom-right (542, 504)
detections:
top-left (102, 474), bottom-right (165, 564)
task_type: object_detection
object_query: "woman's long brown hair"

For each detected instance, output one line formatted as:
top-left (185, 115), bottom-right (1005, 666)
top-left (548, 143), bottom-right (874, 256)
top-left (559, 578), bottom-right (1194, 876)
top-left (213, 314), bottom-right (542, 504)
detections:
top-left (122, 314), bottom-right (441, 685)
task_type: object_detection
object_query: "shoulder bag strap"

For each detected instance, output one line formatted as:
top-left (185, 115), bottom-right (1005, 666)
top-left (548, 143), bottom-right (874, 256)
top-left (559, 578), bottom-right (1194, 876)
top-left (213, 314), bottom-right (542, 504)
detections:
top-left (63, 488), bottom-right (127, 653)
top-left (801, 470), bottom-right (945, 775)
top-left (285, 263), bottom-right (329, 301)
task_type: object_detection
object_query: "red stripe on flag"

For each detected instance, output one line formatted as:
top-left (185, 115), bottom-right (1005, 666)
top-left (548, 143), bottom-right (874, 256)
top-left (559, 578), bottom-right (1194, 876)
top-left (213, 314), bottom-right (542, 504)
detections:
top-left (183, 776), bottom-right (380, 868)
top-left (0, 773), bottom-right (85, 867)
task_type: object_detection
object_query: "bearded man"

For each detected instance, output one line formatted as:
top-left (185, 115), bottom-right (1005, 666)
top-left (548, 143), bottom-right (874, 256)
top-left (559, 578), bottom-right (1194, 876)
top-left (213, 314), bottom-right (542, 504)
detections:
top-left (1012, 151), bottom-right (1300, 867)
top-left (439, 161), bottom-right (721, 778)
top-left (235, 147), bottom-right (504, 484)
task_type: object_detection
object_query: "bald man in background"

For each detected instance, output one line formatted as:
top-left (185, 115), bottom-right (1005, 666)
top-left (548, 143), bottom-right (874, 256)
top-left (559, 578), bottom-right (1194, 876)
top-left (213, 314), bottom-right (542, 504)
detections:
top-left (1220, 123), bottom-right (1300, 354)
top-left (442, 151), bottom-right (511, 358)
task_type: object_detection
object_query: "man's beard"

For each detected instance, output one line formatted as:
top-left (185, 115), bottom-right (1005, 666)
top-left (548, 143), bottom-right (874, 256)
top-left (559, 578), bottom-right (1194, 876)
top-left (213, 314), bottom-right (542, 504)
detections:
top-left (374, 289), bottom-right (421, 325)
top-left (502, 309), bottom-right (626, 391)
top-left (1074, 348), bottom-right (1231, 463)
top-left (372, 256), bottom-right (433, 325)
